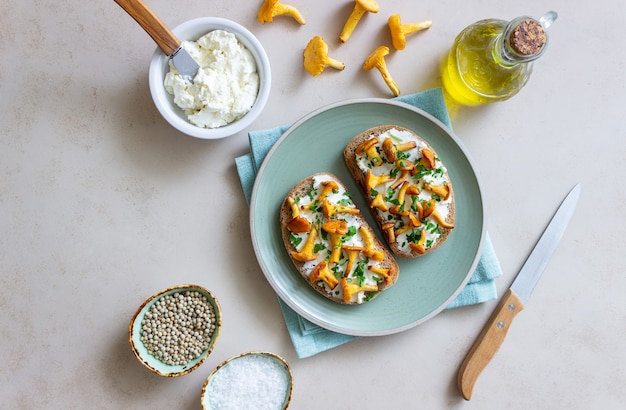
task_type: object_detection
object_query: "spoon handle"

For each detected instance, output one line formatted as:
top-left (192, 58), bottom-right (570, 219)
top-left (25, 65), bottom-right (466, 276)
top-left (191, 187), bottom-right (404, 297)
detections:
top-left (114, 0), bottom-right (180, 56)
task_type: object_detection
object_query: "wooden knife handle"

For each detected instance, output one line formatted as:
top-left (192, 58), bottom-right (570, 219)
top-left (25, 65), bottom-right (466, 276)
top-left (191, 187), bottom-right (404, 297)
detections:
top-left (114, 0), bottom-right (180, 56)
top-left (457, 289), bottom-right (525, 400)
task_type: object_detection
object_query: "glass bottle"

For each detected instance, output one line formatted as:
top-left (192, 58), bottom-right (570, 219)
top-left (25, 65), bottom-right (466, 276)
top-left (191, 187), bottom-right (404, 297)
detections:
top-left (441, 11), bottom-right (557, 106)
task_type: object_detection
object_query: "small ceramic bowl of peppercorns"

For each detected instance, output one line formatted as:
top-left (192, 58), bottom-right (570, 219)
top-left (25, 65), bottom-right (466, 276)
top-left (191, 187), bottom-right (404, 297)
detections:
top-left (129, 284), bottom-right (222, 377)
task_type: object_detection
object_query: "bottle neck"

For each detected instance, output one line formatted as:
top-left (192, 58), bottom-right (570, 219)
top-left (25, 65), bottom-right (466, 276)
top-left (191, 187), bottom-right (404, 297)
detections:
top-left (494, 17), bottom-right (548, 67)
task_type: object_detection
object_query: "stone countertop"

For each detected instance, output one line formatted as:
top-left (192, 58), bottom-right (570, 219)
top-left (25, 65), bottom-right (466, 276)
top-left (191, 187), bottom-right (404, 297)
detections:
top-left (2, 1), bottom-right (624, 408)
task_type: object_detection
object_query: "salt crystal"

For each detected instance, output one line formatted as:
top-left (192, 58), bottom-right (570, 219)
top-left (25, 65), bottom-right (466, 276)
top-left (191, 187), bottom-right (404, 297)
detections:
top-left (205, 354), bottom-right (291, 410)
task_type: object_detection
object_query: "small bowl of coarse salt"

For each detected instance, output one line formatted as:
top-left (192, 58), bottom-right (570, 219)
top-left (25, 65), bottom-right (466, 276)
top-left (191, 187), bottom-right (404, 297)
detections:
top-left (148, 17), bottom-right (271, 139)
top-left (201, 351), bottom-right (293, 409)
top-left (128, 284), bottom-right (222, 377)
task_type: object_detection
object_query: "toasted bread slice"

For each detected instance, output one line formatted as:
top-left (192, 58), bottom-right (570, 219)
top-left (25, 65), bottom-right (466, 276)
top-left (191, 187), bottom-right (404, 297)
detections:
top-left (344, 125), bottom-right (455, 258)
top-left (280, 172), bottom-right (399, 304)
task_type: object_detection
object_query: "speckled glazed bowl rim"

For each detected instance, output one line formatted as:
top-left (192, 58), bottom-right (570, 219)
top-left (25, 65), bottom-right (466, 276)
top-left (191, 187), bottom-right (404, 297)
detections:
top-left (148, 17), bottom-right (271, 139)
top-left (128, 284), bottom-right (222, 377)
top-left (200, 351), bottom-right (293, 409)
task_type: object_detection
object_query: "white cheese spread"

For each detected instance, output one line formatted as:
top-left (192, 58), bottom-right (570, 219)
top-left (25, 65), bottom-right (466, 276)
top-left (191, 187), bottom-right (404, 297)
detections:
top-left (164, 30), bottom-right (259, 129)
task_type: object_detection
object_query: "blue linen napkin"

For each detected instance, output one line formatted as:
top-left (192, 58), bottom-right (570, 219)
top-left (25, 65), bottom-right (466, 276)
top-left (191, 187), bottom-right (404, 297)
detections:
top-left (235, 88), bottom-right (503, 358)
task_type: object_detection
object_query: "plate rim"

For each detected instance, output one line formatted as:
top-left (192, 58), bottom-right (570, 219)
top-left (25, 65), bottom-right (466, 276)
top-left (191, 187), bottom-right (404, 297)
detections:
top-left (249, 97), bottom-right (486, 336)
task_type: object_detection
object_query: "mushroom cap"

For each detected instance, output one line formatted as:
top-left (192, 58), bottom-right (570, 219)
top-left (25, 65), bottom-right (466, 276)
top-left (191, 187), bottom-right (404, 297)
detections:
top-left (388, 14), bottom-right (403, 34)
top-left (396, 159), bottom-right (415, 171)
top-left (355, 0), bottom-right (379, 13)
top-left (287, 216), bottom-right (311, 233)
top-left (363, 46), bottom-right (390, 70)
top-left (258, 0), bottom-right (279, 21)
top-left (303, 36), bottom-right (329, 76)
top-left (388, 14), bottom-right (407, 49)
top-left (322, 219), bottom-right (349, 235)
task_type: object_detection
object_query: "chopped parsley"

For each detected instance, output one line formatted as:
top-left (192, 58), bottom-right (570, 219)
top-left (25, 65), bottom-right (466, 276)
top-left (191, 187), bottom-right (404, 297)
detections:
top-left (331, 262), bottom-right (344, 279)
top-left (341, 225), bottom-right (358, 243)
top-left (426, 221), bottom-right (440, 234)
top-left (406, 229), bottom-right (423, 244)
top-left (432, 167), bottom-right (445, 178)
top-left (353, 259), bottom-right (368, 286)
top-left (397, 150), bottom-right (410, 161)
top-left (305, 187), bottom-right (316, 201)
top-left (320, 229), bottom-right (328, 241)
top-left (313, 242), bottom-right (326, 253)
top-left (289, 233), bottom-right (303, 247)
top-left (337, 195), bottom-right (354, 206)
top-left (384, 187), bottom-right (396, 202)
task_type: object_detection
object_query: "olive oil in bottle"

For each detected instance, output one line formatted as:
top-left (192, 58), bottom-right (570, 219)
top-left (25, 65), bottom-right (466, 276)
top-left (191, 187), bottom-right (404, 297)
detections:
top-left (442, 11), bottom-right (557, 106)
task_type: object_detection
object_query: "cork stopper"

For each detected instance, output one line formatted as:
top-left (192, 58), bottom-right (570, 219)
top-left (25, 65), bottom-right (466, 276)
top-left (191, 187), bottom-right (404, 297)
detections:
top-left (509, 19), bottom-right (546, 56)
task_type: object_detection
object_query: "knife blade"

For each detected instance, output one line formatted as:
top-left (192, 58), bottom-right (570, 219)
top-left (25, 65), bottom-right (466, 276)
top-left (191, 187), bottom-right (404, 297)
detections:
top-left (114, 0), bottom-right (200, 80)
top-left (457, 183), bottom-right (581, 400)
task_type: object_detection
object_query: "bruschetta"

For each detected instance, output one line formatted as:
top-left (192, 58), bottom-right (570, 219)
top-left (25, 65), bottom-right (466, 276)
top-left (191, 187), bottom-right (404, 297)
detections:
top-left (279, 172), bottom-right (399, 304)
top-left (344, 125), bottom-right (455, 258)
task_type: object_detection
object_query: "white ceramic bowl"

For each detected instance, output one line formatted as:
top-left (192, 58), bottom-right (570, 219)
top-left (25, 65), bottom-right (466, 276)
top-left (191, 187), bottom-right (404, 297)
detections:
top-left (129, 284), bottom-right (222, 377)
top-left (200, 352), bottom-right (293, 409)
top-left (148, 17), bottom-right (271, 139)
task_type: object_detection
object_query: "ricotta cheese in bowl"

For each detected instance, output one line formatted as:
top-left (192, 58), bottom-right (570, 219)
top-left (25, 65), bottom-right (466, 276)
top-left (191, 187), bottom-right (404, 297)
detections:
top-left (164, 29), bottom-right (259, 129)
top-left (148, 17), bottom-right (271, 139)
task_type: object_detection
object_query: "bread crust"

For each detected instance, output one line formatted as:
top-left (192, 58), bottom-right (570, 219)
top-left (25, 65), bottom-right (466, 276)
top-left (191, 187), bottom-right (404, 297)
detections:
top-left (280, 172), bottom-right (399, 304)
top-left (344, 125), bottom-right (455, 258)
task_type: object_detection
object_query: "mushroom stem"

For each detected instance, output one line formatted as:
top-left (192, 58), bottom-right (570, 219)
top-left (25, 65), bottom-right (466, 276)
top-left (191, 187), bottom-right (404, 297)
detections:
top-left (377, 62), bottom-right (400, 97)
top-left (405, 20), bottom-right (433, 32)
top-left (339, 0), bottom-right (380, 43)
top-left (340, 8), bottom-right (367, 42)
top-left (388, 14), bottom-right (432, 50)
top-left (278, 4), bottom-right (306, 24)
top-left (363, 46), bottom-right (400, 97)
top-left (326, 57), bottom-right (346, 70)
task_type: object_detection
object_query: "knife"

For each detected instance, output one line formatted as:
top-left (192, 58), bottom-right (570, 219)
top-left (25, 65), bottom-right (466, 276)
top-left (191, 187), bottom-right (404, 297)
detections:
top-left (457, 183), bottom-right (581, 400)
top-left (114, 0), bottom-right (200, 80)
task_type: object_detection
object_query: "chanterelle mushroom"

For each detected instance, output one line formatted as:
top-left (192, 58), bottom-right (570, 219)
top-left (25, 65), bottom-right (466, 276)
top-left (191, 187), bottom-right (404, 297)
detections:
top-left (408, 228), bottom-right (427, 254)
top-left (309, 261), bottom-right (339, 289)
top-left (291, 225), bottom-right (319, 262)
top-left (322, 199), bottom-right (360, 219)
top-left (363, 46), bottom-right (400, 97)
top-left (368, 264), bottom-right (397, 285)
top-left (322, 220), bottom-right (349, 264)
top-left (366, 170), bottom-right (394, 189)
top-left (341, 277), bottom-right (378, 303)
top-left (286, 196), bottom-right (311, 233)
top-left (358, 226), bottom-right (384, 261)
top-left (258, 0), bottom-right (306, 25)
top-left (303, 36), bottom-right (345, 76)
top-left (388, 14), bottom-right (432, 51)
top-left (356, 137), bottom-right (382, 166)
top-left (339, 0), bottom-right (379, 43)
top-left (342, 245), bottom-right (364, 277)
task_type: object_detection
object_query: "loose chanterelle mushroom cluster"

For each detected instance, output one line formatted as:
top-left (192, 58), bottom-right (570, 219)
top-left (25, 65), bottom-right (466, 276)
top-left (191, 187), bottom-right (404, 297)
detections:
top-left (256, 0), bottom-right (432, 96)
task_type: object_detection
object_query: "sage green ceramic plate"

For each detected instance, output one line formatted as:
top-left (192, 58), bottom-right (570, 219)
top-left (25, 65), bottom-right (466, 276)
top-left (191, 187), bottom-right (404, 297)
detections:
top-left (250, 98), bottom-right (485, 336)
